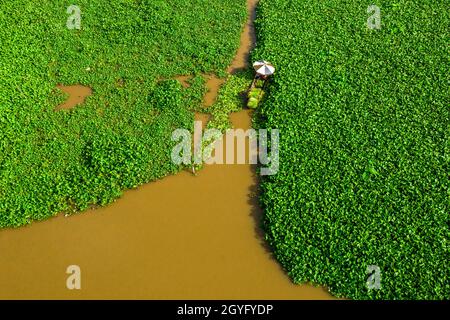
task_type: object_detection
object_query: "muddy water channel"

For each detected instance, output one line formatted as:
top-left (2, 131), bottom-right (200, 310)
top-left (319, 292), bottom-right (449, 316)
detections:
top-left (0, 0), bottom-right (333, 299)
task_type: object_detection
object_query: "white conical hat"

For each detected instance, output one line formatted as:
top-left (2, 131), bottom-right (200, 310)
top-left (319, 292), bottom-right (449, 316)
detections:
top-left (253, 60), bottom-right (275, 76)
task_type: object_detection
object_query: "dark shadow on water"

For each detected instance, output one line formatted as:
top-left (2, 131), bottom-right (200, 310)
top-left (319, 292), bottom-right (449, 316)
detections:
top-left (247, 164), bottom-right (278, 260)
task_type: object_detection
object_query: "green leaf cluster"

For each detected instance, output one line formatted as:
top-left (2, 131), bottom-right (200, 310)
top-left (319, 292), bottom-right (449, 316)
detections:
top-left (0, 0), bottom-right (248, 227)
top-left (253, 0), bottom-right (449, 299)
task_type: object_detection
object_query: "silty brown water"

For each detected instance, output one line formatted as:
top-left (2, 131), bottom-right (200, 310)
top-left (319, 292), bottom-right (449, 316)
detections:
top-left (0, 0), bottom-right (334, 299)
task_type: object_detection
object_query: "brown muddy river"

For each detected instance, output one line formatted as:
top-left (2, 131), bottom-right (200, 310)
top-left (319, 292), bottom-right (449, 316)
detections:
top-left (0, 0), bottom-right (333, 299)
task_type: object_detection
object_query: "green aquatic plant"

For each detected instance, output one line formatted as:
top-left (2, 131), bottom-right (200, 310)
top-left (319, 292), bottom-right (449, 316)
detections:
top-left (253, 0), bottom-right (449, 299)
top-left (247, 87), bottom-right (265, 109)
top-left (247, 98), bottom-right (258, 109)
top-left (0, 0), bottom-right (248, 227)
top-left (205, 70), bottom-right (252, 131)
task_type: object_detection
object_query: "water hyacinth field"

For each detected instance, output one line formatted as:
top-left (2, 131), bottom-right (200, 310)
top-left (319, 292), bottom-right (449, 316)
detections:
top-left (253, 0), bottom-right (448, 299)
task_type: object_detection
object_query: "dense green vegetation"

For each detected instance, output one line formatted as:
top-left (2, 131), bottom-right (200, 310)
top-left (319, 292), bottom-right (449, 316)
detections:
top-left (253, 0), bottom-right (449, 299)
top-left (0, 0), bottom-right (247, 227)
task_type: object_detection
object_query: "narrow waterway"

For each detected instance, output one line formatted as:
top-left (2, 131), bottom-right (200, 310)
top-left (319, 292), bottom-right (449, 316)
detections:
top-left (0, 0), bottom-right (333, 299)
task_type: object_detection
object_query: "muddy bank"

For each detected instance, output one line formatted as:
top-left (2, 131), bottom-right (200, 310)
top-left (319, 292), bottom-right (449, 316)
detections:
top-left (0, 0), bottom-right (334, 299)
top-left (56, 85), bottom-right (92, 110)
